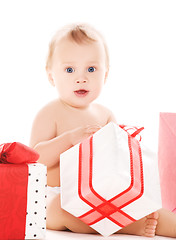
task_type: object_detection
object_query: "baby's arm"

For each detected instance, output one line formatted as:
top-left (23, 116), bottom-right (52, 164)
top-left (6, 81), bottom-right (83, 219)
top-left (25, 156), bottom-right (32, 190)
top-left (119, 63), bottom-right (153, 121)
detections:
top-left (107, 109), bottom-right (117, 124)
top-left (30, 103), bottom-right (100, 168)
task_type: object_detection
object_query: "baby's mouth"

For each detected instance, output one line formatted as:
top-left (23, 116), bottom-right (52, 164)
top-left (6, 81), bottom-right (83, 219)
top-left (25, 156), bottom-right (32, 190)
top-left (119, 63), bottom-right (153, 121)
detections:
top-left (74, 89), bottom-right (89, 97)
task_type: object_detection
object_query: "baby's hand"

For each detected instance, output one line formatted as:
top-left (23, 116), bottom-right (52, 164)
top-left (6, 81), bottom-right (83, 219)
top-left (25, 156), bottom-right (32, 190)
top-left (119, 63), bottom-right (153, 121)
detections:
top-left (69, 125), bottom-right (101, 146)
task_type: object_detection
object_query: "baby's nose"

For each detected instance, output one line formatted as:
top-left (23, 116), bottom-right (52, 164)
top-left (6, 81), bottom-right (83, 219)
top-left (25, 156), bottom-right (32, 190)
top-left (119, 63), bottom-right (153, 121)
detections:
top-left (75, 79), bottom-right (88, 84)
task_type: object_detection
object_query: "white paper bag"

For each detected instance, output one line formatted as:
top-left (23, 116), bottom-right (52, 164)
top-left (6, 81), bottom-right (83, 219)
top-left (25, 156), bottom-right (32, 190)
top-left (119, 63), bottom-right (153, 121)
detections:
top-left (60, 122), bottom-right (162, 237)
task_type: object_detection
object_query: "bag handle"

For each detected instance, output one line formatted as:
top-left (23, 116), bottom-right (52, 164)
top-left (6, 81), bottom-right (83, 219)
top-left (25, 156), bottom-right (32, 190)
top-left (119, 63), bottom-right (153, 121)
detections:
top-left (119, 124), bottom-right (144, 141)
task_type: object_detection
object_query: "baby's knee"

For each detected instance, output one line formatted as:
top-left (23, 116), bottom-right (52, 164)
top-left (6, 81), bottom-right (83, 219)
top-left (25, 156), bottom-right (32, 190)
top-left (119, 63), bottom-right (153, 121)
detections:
top-left (46, 194), bottom-right (66, 230)
top-left (47, 194), bottom-right (63, 216)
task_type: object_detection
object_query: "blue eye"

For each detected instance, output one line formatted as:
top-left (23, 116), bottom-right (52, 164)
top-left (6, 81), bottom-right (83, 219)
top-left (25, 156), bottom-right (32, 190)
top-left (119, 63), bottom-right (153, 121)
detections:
top-left (66, 67), bottom-right (74, 73)
top-left (88, 67), bottom-right (96, 72)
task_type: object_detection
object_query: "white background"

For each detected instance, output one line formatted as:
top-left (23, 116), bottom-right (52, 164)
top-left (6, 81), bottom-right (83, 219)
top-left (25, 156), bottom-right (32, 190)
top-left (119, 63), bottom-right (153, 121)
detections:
top-left (0, 0), bottom-right (175, 148)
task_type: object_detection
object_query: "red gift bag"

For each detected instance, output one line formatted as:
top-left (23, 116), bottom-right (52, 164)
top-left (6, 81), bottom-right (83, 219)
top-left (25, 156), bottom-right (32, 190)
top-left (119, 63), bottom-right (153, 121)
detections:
top-left (158, 112), bottom-right (176, 214)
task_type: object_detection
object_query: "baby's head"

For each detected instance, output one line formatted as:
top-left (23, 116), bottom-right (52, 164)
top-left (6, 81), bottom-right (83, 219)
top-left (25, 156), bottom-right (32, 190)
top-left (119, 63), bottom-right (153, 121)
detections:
top-left (46, 23), bottom-right (109, 71)
top-left (46, 23), bottom-right (109, 108)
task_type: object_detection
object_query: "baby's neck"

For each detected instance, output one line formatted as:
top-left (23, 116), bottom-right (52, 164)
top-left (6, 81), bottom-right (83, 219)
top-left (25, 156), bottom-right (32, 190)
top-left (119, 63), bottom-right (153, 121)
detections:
top-left (59, 98), bottom-right (92, 112)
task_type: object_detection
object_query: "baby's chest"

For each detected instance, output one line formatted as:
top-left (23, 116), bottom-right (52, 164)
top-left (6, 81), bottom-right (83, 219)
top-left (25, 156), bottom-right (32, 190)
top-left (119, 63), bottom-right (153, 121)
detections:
top-left (56, 111), bottom-right (108, 133)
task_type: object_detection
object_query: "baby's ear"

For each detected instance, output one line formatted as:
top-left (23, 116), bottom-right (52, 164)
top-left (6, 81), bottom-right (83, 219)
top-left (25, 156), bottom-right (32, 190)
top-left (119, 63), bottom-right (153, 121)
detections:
top-left (104, 68), bottom-right (109, 84)
top-left (46, 67), bottom-right (55, 86)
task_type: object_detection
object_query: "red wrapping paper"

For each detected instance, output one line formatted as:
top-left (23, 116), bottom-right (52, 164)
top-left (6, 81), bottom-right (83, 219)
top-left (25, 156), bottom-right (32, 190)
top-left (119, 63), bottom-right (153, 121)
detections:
top-left (0, 164), bottom-right (28, 239)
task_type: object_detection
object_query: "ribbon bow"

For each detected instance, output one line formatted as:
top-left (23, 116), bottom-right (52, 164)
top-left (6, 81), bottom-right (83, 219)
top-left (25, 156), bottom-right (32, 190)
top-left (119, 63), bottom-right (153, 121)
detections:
top-left (0, 142), bottom-right (39, 164)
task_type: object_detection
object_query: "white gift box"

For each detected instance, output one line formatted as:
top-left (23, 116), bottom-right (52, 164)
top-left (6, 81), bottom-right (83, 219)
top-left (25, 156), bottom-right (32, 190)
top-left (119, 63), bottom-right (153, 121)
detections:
top-left (60, 122), bottom-right (162, 237)
top-left (25, 163), bottom-right (47, 239)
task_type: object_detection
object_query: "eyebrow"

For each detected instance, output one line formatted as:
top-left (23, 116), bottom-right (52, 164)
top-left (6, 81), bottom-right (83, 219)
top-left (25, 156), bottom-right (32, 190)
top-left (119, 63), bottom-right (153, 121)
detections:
top-left (61, 61), bottom-right (100, 65)
top-left (61, 62), bottom-right (75, 64)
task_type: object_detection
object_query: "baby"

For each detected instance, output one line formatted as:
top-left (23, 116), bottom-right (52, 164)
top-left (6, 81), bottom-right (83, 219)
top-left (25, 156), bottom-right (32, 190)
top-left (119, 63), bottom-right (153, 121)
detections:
top-left (30, 23), bottom-right (176, 237)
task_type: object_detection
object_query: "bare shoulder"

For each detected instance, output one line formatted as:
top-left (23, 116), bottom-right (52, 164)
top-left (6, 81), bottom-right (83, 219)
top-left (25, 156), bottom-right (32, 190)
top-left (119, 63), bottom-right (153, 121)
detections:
top-left (36, 99), bottom-right (60, 117)
top-left (92, 103), bottom-right (117, 124)
top-left (33, 99), bottom-right (61, 124)
top-left (29, 99), bottom-right (61, 148)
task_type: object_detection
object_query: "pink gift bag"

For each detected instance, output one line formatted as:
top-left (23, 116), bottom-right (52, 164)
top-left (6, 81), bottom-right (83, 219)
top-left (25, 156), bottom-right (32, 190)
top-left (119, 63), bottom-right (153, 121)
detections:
top-left (60, 122), bottom-right (162, 236)
top-left (158, 112), bottom-right (176, 214)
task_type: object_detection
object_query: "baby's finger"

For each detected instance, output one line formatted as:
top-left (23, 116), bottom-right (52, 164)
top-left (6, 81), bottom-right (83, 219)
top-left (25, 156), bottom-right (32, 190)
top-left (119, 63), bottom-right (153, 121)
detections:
top-left (86, 125), bottom-right (101, 134)
top-left (85, 124), bottom-right (102, 129)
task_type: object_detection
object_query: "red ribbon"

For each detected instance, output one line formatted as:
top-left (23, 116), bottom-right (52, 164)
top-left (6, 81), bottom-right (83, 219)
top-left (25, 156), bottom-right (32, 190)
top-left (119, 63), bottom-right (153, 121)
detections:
top-left (119, 125), bottom-right (144, 140)
top-left (78, 127), bottom-right (144, 228)
top-left (0, 164), bottom-right (28, 239)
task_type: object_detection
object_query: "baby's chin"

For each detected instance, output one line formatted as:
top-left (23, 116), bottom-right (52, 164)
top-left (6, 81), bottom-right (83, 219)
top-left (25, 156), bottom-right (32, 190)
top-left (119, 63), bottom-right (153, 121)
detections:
top-left (60, 98), bottom-right (91, 109)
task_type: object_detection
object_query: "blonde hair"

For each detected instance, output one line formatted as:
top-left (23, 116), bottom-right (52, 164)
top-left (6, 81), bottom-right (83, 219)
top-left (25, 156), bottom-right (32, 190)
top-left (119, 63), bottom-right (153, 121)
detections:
top-left (46, 23), bottom-right (109, 69)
